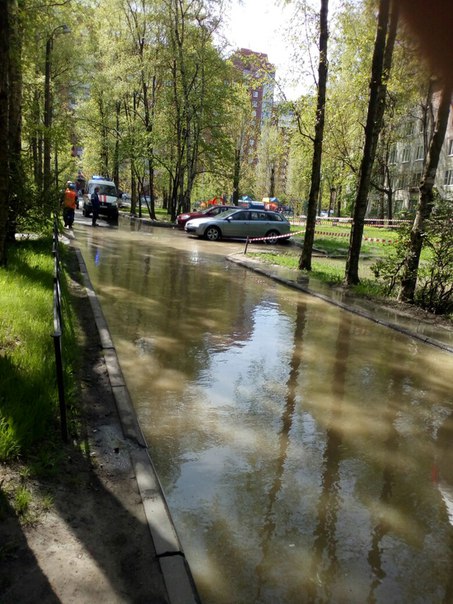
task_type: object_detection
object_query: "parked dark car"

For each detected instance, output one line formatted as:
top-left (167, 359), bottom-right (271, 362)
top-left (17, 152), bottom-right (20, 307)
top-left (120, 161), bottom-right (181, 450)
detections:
top-left (176, 205), bottom-right (237, 229)
top-left (185, 208), bottom-right (291, 242)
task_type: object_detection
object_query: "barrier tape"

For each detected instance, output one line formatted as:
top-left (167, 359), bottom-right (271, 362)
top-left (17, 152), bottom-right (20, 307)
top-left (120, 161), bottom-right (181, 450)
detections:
top-left (310, 217), bottom-right (409, 227)
top-left (245, 228), bottom-right (395, 250)
top-left (313, 230), bottom-right (395, 243)
top-left (248, 232), bottom-right (293, 243)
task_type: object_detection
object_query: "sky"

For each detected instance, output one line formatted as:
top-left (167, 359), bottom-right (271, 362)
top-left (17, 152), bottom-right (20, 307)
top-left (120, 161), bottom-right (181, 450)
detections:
top-left (218, 0), bottom-right (300, 99)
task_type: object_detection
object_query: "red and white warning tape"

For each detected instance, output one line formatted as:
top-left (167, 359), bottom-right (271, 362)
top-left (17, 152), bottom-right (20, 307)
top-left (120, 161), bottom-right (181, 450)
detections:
top-left (247, 229), bottom-right (395, 245)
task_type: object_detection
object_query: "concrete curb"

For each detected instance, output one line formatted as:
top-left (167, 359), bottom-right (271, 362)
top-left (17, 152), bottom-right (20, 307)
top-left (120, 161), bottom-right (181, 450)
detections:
top-left (227, 254), bottom-right (453, 355)
top-left (74, 247), bottom-right (201, 604)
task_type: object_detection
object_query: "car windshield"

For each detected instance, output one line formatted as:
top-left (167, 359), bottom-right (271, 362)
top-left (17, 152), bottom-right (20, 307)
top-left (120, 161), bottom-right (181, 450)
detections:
top-left (215, 209), bottom-right (238, 218)
top-left (98, 185), bottom-right (117, 196)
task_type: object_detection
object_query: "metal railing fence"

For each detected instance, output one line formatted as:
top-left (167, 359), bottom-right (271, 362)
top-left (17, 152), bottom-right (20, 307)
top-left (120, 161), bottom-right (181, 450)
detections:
top-left (52, 214), bottom-right (68, 442)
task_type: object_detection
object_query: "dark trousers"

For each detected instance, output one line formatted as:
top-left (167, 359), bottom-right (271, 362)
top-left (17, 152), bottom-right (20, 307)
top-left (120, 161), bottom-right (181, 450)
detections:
top-left (63, 207), bottom-right (75, 227)
top-left (92, 208), bottom-right (99, 225)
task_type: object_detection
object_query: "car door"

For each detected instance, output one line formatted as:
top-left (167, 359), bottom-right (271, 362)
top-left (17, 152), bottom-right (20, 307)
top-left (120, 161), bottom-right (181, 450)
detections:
top-left (247, 211), bottom-right (266, 237)
top-left (222, 210), bottom-right (251, 237)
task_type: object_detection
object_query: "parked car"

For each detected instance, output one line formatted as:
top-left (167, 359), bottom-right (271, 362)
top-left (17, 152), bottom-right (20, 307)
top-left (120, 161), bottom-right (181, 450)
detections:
top-left (176, 204), bottom-right (237, 228)
top-left (184, 208), bottom-right (291, 242)
top-left (118, 193), bottom-right (131, 208)
top-left (83, 177), bottom-right (120, 221)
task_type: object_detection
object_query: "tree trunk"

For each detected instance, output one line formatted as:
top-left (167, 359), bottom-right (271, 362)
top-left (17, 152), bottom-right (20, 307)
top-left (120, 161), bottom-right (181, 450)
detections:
top-left (232, 146), bottom-right (241, 205)
top-left (336, 185), bottom-right (342, 216)
top-left (329, 187), bottom-right (336, 216)
top-left (113, 101), bottom-right (120, 188)
top-left (345, 0), bottom-right (398, 285)
top-left (270, 164), bottom-right (275, 197)
top-left (0, 0), bottom-right (11, 266)
top-left (6, 0), bottom-right (22, 243)
top-left (387, 187), bottom-right (393, 221)
top-left (398, 83), bottom-right (452, 302)
top-left (299, 0), bottom-right (329, 271)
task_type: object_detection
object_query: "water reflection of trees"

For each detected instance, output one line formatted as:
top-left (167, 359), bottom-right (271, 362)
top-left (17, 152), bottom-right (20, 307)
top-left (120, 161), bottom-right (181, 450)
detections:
top-left (306, 313), bottom-right (351, 602)
top-left (255, 301), bottom-right (308, 601)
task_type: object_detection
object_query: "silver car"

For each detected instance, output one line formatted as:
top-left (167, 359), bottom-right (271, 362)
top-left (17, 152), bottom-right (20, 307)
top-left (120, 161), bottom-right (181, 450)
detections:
top-left (184, 208), bottom-right (291, 242)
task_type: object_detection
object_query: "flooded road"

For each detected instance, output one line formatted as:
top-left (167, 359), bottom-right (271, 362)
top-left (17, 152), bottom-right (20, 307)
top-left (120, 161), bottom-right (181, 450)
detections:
top-left (75, 219), bottom-right (453, 604)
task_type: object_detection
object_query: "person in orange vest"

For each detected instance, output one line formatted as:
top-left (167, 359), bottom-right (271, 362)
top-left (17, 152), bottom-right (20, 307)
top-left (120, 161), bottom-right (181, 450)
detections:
top-left (62, 182), bottom-right (77, 228)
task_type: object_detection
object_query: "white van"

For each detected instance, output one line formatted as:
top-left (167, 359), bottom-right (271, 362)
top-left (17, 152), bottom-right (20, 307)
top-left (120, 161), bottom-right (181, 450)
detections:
top-left (83, 176), bottom-right (119, 221)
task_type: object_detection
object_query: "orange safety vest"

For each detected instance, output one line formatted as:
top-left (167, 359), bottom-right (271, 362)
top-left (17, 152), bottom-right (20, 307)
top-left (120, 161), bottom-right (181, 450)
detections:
top-left (63, 189), bottom-right (77, 209)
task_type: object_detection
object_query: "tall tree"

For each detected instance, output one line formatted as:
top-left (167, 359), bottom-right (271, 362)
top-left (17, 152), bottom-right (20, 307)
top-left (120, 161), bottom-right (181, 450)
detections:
top-left (6, 0), bottom-right (23, 243)
top-left (344, 0), bottom-right (398, 285)
top-left (298, 0), bottom-right (329, 271)
top-left (398, 83), bottom-right (452, 302)
top-left (0, 0), bottom-right (11, 266)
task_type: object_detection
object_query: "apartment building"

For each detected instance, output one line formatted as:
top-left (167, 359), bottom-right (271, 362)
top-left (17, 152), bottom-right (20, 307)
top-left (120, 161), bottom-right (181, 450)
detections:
top-left (390, 88), bottom-right (453, 212)
top-left (231, 48), bottom-right (276, 158)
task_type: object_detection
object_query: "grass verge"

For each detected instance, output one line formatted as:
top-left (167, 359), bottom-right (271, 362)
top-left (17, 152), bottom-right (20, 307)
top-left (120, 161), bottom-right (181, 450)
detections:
top-left (0, 237), bottom-right (78, 464)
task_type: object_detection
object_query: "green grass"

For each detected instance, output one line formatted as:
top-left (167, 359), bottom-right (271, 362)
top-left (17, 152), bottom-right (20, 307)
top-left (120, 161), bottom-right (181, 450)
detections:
top-left (290, 224), bottom-right (397, 257)
top-left (250, 248), bottom-right (388, 297)
top-left (0, 238), bottom-right (78, 462)
top-left (14, 486), bottom-right (32, 516)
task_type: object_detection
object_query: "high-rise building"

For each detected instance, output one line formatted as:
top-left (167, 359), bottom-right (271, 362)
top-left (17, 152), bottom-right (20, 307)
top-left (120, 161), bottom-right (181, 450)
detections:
top-left (231, 48), bottom-right (276, 154)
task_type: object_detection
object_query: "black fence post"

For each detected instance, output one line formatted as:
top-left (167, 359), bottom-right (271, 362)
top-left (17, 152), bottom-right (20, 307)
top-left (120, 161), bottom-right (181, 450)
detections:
top-left (52, 214), bottom-right (68, 442)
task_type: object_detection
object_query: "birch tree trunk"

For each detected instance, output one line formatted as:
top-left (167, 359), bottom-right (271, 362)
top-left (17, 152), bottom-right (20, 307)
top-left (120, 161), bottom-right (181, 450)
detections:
top-left (299, 0), bottom-right (329, 271)
top-left (398, 83), bottom-right (452, 302)
top-left (344, 0), bottom-right (398, 285)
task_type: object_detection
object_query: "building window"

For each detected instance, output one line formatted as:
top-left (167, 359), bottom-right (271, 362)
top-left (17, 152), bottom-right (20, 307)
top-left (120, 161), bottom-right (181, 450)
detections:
top-left (389, 147), bottom-right (397, 164)
top-left (415, 144), bottom-right (424, 160)
top-left (448, 139), bottom-right (453, 155)
top-left (252, 91), bottom-right (258, 98)
top-left (404, 122), bottom-right (413, 136)
top-left (445, 170), bottom-right (453, 185)
top-left (412, 172), bottom-right (422, 187)
top-left (401, 173), bottom-right (410, 188)
top-left (401, 147), bottom-right (411, 163)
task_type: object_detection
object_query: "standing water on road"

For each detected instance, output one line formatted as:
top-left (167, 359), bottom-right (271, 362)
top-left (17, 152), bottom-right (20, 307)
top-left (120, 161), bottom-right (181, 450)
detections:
top-left (76, 223), bottom-right (453, 604)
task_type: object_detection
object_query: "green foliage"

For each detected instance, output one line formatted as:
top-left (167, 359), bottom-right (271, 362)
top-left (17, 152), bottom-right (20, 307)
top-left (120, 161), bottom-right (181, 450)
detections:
top-left (14, 486), bottom-right (32, 516)
top-left (416, 202), bottom-right (453, 315)
top-left (372, 203), bottom-right (453, 315)
top-left (0, 238), bottom-right (79, 461)
top-left (371, 223), bottom-right (412, 294)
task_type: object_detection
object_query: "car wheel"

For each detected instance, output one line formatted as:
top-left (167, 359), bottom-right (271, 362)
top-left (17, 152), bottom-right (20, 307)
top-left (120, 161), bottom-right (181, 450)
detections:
top-left (265, 230), bottom-right (279, 244)
top-left (205, 226), bottom-right (221, 241)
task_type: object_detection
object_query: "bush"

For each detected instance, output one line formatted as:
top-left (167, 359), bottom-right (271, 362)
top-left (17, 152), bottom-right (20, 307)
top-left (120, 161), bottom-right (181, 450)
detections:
top-left (416, 202), bottom-right (453, 315)
top-left (372, 201), bottom-right (453, 315)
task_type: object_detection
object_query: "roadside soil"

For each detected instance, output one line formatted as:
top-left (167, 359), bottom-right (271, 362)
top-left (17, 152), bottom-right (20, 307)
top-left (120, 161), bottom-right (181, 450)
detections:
top-left (0, 248), bottom-right (168, 603)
